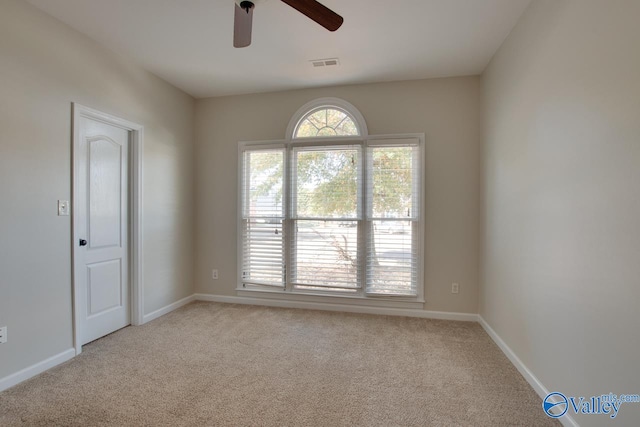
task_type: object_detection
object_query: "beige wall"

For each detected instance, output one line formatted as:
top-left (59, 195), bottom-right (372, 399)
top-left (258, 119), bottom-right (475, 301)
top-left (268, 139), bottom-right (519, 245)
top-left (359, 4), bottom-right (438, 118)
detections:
top-left (0, 0), bottom-right (195, 379)
top-left (481, 1), bottom-right (640, 425)
top-left (195, 77), bottom-right (481, 314)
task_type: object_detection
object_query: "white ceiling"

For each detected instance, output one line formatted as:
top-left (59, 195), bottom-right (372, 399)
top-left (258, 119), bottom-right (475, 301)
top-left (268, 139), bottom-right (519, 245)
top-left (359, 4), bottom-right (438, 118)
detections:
top-left (26, 0), bottom-right (531, 98)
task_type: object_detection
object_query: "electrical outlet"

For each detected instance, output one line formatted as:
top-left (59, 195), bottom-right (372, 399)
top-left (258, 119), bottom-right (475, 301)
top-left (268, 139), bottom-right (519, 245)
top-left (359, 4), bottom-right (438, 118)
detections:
top-left (212, 269), bottom-right (218, 280)
top-left (451, 283), bottom-right (459, 294)
top-left (58, 200), bottom-right (70, 216)
top-left (0, 326), bottom-right (7, 344)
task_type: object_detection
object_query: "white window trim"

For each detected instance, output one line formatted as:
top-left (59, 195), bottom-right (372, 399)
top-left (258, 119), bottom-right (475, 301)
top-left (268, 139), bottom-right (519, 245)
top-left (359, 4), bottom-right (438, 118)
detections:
top-left (236, 288), bottom-right (425, 310)
top-left (237, 133), bottom-right (426, 305)
top-left (286, 97), bottom-right (369, 140)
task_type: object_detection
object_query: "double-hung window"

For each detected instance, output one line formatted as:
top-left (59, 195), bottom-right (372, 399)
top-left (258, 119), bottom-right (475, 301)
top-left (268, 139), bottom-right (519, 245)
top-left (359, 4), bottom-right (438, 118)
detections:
top-left (240, 147), bottom-right (285, 288)
top-left (291, 144), bottom-right (362, 292)
top-left (239, 100), bottom-right (423, 301)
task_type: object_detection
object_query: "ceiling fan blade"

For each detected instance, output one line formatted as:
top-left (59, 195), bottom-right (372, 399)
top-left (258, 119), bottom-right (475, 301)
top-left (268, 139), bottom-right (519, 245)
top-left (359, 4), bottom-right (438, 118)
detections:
top-left (234, 3), bottom-right (254, 48)
top-left (280, 0), bottom-right (343, 32)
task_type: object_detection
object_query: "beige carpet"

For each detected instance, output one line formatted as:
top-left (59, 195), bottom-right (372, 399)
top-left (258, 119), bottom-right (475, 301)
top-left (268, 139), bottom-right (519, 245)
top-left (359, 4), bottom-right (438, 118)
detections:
top-left (0, 302), bottom-right (558, 426)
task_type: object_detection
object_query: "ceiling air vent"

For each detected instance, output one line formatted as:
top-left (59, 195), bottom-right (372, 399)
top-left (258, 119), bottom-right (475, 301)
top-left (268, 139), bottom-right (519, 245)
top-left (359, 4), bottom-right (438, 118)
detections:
top-left (310, 58), bottom-right (340, 68)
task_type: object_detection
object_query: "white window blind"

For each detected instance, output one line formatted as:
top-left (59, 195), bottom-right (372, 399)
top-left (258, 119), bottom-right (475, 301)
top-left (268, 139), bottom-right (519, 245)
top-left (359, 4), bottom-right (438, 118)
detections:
top-left (290, 145), bottom-right (361, 290)
top-left (241, 148), bottom-right (285, 288)
top-left (366, 141), bottom-right (420, 296)
top-left (292, 220), bottom-right (359, 291)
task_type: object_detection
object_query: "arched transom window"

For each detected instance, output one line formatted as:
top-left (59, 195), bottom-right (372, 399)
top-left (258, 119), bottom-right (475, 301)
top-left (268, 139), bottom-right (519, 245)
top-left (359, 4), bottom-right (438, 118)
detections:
top-left (287, 97), bottom-right (367, 140)
top-left (294, 106), bottom-right (359, 138)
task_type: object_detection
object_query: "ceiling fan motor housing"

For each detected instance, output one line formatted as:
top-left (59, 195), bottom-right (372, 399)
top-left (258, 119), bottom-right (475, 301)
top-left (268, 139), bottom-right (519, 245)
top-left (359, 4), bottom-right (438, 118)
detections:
top-left (235, 0), bottom-right (267, 7)
top-left (239, 1), bottom-right (254, 13)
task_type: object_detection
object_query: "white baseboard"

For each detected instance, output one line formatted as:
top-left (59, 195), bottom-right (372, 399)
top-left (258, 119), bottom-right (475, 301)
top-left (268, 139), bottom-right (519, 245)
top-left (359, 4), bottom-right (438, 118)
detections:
top-left (194, 293), bottom-right (478, 322)
top-left (142, 294), bottom-right (196, 324)
top-left (0, 348), bottom-right (76, 392)
top-left (478, 316), bottom-right (579, 427)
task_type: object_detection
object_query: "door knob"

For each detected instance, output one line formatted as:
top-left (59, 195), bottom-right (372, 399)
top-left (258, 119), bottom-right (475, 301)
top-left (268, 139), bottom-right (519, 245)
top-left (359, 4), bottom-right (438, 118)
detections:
top-left (79, 239), bottom-right (88, 246)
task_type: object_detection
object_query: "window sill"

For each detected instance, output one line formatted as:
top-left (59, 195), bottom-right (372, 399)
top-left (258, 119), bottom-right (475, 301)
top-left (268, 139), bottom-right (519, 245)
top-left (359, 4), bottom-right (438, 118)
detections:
top-left (236, 286), bottom-right (425, 310)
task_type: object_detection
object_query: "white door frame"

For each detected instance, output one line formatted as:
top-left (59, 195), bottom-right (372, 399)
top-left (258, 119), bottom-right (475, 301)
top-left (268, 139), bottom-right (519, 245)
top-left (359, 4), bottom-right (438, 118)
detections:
top-left (72, 103), bottom-right (144, 355)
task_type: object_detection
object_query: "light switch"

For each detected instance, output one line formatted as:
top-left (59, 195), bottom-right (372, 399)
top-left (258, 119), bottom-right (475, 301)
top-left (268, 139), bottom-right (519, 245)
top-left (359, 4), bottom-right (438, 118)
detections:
top-left (58, 200), bottom-right (70, 216)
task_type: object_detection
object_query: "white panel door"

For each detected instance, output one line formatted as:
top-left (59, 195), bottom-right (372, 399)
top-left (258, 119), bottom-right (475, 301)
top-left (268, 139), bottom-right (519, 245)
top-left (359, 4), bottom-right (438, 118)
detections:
top-left (76, 117), bottom-right (130, 345)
